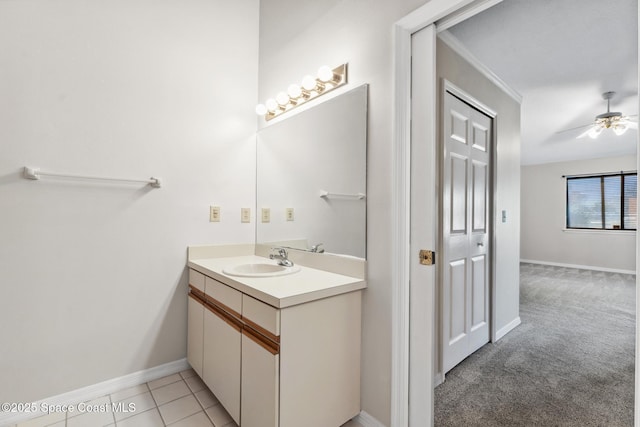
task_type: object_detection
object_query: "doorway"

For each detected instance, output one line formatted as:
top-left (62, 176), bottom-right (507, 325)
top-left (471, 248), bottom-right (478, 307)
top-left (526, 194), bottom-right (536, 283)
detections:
top-left (391, 1), bottom-right (640, 426)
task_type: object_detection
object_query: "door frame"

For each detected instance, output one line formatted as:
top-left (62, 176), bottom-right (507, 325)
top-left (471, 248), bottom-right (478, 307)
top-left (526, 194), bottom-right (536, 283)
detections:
top-left (390, 1), bottom-right (640, 427)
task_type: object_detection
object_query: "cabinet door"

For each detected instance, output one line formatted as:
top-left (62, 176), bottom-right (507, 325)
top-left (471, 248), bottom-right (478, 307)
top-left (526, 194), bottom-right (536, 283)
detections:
top-left (241, 328), bottom-right (279, 427)
top-left (203, 305), bottom-right (241, 425)
top-left (187, 294), bottom-right (204, 377)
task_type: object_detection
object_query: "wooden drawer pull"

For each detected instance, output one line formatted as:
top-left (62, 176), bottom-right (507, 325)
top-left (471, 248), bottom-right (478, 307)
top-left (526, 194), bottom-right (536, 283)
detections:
top-left (243, 326), bottom-right (279, 355)
top-left (204, 299), bottom-right (243, 333)
top-left (189, 287), bottom-right (206, 305)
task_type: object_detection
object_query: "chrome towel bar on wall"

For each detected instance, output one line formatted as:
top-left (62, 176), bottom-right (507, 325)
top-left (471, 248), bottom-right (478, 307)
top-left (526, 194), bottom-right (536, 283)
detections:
top-left (319, 190), bottom-right (366, 200)
top-left (23, 166), bottom-right (162, 188)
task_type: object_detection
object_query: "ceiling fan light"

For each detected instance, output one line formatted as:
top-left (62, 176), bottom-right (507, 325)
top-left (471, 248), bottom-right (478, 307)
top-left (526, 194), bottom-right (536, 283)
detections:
top-left (588, 126), bottom-right (603, 139)
top-left (613, 125), bottom-right (628, 136)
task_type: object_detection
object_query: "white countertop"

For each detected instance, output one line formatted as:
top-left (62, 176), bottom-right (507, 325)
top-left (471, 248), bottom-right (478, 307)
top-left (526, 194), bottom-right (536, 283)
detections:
top-left (188, 255), bottom-right (366, 308)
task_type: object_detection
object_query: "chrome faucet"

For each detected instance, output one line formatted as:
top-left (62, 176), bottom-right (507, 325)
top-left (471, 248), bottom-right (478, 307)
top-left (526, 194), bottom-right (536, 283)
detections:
top-left (310, 243), bottom-right (325, 253)
top-left (270, 247), bottom-right (294, 267)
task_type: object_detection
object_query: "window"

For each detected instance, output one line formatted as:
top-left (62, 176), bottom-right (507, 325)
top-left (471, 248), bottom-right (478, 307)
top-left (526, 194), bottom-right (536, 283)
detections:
top-left (566, 172), bottom-right (637, 230)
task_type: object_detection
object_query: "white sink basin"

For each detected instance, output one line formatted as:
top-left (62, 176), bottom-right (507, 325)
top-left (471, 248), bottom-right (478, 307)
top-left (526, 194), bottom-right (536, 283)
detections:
top-left (223, 262), bottom-right (301, 278)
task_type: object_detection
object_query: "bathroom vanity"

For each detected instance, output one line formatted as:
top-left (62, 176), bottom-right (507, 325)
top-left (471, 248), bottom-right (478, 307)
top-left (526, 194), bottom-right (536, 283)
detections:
top-left (186, 245), bottom-right (366, 427)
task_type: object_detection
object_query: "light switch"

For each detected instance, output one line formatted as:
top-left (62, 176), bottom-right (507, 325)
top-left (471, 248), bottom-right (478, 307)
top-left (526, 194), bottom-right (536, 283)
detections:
top-left (286, 207), bottom-right (294, 221)
top-left (241, 208), bottom-right (251, 223)
top-left (210, 206), bottom-right (220, 222)
top-left (261, 208), bottom-right (270, 223)
top-left (502, 210), bottom-right (507, 223)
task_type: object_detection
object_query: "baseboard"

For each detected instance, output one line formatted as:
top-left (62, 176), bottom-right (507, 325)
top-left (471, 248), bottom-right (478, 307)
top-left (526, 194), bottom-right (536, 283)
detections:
top-left (495, 316), bottom-right (521, 341)
top-left (434, 371), bottom-right (445, 387)
top-left (0, 358), bottom-right (189, 426)
top-left (521, 259), bottom-right (635, 275)
top-left (354, 410), bottom-right (387, 427)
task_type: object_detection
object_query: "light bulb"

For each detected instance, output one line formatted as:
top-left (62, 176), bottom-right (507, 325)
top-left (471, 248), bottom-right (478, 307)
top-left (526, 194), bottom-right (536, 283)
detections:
top-left (302, 75), bottom-right (317, 91)
top-left (317, 65), bottom-right (334, 82)
top-left (255, 104), bottom-right (267, 116)
top-left (614, 125), bottom-right (628, 136)
top-left (265, 98), bottom-right (278, 113)
top-left (276, 92), bottom-right (289, 106)
top-left (287, 83), bottom-right (302, 99)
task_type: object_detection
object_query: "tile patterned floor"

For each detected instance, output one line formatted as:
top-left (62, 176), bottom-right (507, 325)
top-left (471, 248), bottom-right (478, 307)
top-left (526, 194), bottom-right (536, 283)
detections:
top-left (12, 370), bottom-right (237, 427)
top-left (10, 370), bottom-right (364, 427)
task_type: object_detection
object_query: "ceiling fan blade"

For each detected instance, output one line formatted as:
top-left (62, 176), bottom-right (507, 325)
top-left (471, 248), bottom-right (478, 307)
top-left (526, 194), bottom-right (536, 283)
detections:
top-left (576, 125), bottom-right (597, 139)
top-left (555, 123), bottom-right (593, 134)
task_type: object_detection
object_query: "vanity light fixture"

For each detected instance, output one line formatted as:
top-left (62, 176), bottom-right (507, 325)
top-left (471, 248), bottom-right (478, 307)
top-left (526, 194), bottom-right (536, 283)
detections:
top-left (255, 63), bottom-right (348, 121)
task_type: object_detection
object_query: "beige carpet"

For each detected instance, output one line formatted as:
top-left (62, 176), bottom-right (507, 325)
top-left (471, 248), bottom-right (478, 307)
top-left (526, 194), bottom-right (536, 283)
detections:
top-left (435, 263), bottom-right (635, 427)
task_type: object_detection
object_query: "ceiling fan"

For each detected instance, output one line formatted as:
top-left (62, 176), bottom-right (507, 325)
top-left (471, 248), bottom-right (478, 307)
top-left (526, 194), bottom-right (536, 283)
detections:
top-left (575, 91), bottom-right (638, 139)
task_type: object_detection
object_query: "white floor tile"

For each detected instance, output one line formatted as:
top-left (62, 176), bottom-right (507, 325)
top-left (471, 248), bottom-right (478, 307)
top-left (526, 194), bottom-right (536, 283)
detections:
top-left (116, 408), bottom-right (164, 427)
top-left (66, 407), bottom-right (114, 427)
top-left (110, 383), bottom-right (149, 402)
top-left (184, 375), bottom-right (206, 393)
top-left (158, 395), bottom-right (201, 425)
top-left (148, 373), bottom-right (182, 390)
top-left (167, 410), bottom-right (214, 427)
top-left (15, 410), bottom-right (65, 427)
top-left (205, 404), bottom-right (233, 427)
top-left (179, 369), bottom-right (197, 380)
top-left (66, 395), bottom-right (111, 419)
top-left (151, 380), bottom-right (191, 406)
top-left (194, 388), bottom-right (219, 409)
top-left (113, 391), bottom-right (157, 421)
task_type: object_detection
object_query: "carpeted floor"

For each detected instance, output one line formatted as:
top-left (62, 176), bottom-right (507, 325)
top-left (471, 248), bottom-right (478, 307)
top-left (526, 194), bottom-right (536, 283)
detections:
top-left (434, 263), bottom-right (635, 427)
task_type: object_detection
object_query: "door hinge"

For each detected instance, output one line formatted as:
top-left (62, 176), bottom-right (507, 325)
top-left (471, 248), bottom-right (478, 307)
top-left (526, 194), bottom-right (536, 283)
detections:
top-left (419, 249), bottom-right (435, 266)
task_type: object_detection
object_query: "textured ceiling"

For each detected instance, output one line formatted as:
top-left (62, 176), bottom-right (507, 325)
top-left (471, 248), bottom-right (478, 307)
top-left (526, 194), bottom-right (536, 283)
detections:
top-left (448, 0), bottom-right (638, 165)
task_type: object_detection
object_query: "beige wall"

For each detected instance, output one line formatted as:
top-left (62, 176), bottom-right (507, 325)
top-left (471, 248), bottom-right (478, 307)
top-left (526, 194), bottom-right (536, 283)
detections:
top-left (521, 156), bottom-right (637, 272)
top-left (436, 38), bottom-right (522, 336)
top-left (0, 0), bottom-right (259, 402)
top-left (258, 0), bottom-right (428, 424)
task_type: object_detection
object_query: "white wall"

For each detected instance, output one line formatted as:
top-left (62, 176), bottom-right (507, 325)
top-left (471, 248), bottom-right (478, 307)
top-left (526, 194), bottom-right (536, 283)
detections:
top-left (521, 155), bottom-right (637, 272)
top-left (258, 0), bottom-right (428, 424)
top-left (0, 0), bottom-right (258, 402)
top-left (436, 38), bottom-right (522, 338)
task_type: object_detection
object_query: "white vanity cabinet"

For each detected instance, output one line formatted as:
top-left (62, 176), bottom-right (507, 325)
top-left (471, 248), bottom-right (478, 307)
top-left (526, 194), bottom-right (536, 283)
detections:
top-left (202, 300), bottom-right (242, 424)
top-left (187, 262), bottom-right (363, 427)
top-left (187, 270), bottom-right (205, 377)
top-left (241, 329), bottom-right (279, 427)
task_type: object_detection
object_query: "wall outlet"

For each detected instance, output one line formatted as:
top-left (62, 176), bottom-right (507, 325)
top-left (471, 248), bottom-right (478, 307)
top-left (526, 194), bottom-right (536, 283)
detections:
top-left (286, 207), bottom-right (294, 221)
top-left (210, 206), bottom-right (221, 222)
top-left (261, 208), bottom-right (270, 223)
top-left (241, 208), bottom-right (251, 223)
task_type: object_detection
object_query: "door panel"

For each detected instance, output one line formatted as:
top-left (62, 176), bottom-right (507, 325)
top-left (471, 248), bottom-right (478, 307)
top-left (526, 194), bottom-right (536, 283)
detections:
top-left (448, 259), bottom-right (467, 344)
top-left (442, 90), bottom-right (492, 374)
top-left (451, 155), bottom-right (468, 233)
top-left (471, 255), bottom-right (486, 330)
top-left (472, 122), bottom-right (488, 152)
top-left (202, 306), bottom-right (241, 424)
top-left (449, 110), bottom-right (469, 144)
top-left (241, 332), bottom-right (279, 427)
top-left (472, 161), bottom-right (487, 232)
top-left (187, 294), bottom-right (204, 377)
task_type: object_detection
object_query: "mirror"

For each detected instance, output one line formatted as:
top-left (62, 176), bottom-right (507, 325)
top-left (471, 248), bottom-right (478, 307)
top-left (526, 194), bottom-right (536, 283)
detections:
top-left (256, 84), bottom-right (368, 259)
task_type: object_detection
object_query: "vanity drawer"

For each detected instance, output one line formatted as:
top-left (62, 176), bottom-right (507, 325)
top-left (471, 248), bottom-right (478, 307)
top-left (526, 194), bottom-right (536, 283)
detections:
top-left (189, 269), bottom-right (205, 293)
top-left (242, 294), bottom-right (280, 340)
top-left (205, 277), bottom-right (242, 317)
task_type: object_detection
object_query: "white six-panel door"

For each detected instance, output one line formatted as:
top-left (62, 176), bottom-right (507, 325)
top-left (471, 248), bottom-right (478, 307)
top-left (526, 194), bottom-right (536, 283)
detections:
top-left (442, 90), bottom-right (491, 374)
